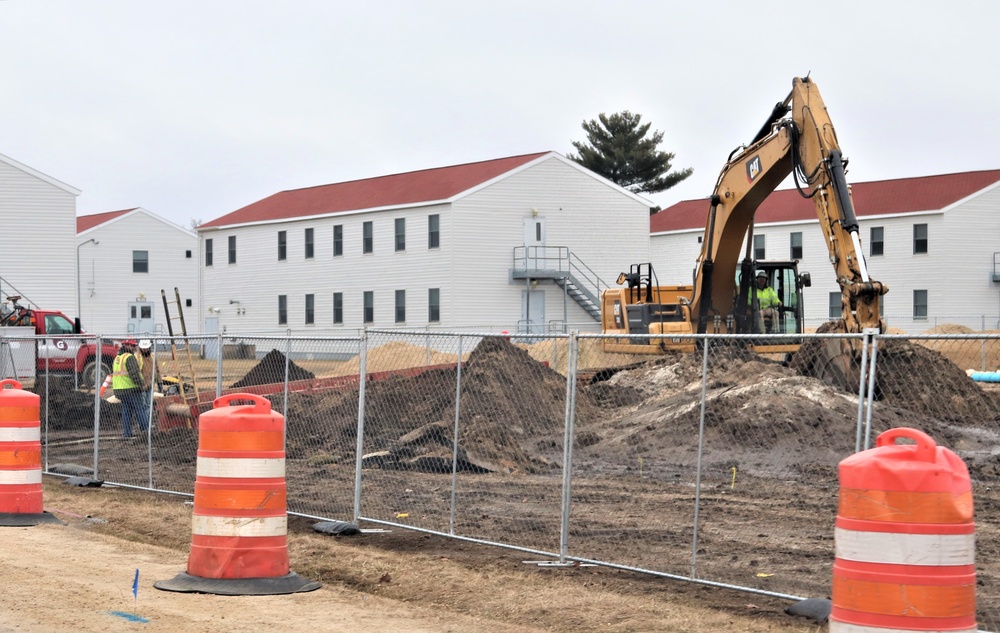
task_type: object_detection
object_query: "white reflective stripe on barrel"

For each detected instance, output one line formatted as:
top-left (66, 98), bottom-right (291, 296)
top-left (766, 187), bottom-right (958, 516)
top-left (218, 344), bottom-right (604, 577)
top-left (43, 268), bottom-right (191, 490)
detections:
top-left (195, 457), bottom-right (285, 479)
top-left (0, 470), bottom-right (43, 485)
top-left (191, 514), bottom-right (287, 538)
top-left (834, 527), bottom-right (975, 566)
top-left (831, 621), bottom-right (977, 633)
top-left (0, 427), bottom-right (40, 442)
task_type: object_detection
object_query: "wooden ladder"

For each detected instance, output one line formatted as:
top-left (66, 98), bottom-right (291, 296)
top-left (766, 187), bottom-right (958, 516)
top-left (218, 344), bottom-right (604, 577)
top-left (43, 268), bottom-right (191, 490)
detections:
top-left (161, 288), bottom-right (202, 424)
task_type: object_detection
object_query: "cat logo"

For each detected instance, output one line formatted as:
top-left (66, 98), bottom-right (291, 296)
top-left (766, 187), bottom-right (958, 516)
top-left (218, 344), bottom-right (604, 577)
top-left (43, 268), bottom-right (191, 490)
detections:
top-left (746, 155), bottom-right (762, 182)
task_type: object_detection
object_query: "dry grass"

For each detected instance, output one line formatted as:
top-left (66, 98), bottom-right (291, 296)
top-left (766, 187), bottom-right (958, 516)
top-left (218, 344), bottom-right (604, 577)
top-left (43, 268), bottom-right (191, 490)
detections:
top-left (41, 480), bottom-right (823, 633)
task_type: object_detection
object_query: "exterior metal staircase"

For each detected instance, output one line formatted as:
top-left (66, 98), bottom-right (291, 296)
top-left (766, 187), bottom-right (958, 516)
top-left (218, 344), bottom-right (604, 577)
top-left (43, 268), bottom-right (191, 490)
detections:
top-left (511, 246), bottom-right (607, 321)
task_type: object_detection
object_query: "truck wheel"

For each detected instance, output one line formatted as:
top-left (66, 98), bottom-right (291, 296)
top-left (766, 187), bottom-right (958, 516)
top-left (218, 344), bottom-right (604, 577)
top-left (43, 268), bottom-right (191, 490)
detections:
top-left (81, 358), bottom-right (113, 391)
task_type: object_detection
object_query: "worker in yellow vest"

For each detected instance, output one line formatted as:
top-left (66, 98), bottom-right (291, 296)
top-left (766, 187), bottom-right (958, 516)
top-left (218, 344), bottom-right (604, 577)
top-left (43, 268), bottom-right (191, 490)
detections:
top-left (752, 270), bottom-right (782, 333)
top-left (112, 339), bottom-right (147, 438)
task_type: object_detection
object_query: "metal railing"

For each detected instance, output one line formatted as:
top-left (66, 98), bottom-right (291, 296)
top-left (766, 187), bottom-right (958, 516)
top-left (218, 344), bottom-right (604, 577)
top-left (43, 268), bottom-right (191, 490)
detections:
top-left (511, 245), bottom-right (609, 310)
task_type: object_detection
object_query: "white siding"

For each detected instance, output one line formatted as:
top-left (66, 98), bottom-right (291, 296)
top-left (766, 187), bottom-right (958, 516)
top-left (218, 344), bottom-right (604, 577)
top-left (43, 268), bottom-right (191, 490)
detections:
top-left (650, 183), bottom-right (1000, 333)
top-left (941, 186), bottom-right (1000, 330)
top-left (199, 154), bottom-right (651, 334)
top-left (0, 156), bottom-right (79, 315)
top-left (78, 210), bottom-right (200, 336)
top-left (453, 157), bottom-right (650, 330)
top-left (201, 203), bottom-right (452, 334)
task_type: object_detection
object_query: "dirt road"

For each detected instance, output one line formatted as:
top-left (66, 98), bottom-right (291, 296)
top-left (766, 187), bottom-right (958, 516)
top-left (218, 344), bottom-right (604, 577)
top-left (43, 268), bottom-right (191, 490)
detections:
top-left (0, 521), bottom-right (546, 633)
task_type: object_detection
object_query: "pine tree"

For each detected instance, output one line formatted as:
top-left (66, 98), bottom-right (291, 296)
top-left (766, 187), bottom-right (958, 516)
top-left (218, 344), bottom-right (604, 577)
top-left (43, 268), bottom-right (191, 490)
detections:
top-left (570, 111), bottom-right (692, 197)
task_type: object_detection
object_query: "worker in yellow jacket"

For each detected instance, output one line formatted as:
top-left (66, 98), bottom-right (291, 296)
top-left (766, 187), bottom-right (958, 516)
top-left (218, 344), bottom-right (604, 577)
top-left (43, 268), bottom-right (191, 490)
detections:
top-left (112, 339), bottom-right (147, 438)
top-left (753, 270), bottom-right (782, 333)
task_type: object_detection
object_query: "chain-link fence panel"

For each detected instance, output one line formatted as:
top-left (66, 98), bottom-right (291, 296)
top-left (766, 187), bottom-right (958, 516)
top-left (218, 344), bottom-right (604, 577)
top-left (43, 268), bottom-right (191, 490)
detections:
top-left (568, 333), bottom-right (865, 598)
top-left (24, 327), bottom-right (1000, 630)
top-left (356, 331), bottom-right (568, 554)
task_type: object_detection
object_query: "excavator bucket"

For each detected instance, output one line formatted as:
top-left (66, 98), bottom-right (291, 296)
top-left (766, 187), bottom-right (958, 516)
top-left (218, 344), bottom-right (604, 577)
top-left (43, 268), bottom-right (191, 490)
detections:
top-left (788, 321), bottom-right (866, 393)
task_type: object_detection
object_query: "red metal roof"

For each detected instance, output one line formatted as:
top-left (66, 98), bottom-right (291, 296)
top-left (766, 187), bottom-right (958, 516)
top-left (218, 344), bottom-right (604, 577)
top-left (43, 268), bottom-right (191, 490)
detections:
top-left (199, 152), bottom-right (551, 229)
top-left (650, 170), bottom-right (1000, 233)
top-left (77, 208), bottom-right (136, 233)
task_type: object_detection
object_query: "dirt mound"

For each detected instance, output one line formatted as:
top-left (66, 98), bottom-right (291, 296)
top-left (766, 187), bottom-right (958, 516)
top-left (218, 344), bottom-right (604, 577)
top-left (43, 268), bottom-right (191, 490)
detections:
top-left (29, 378), bottom-right (114, 431)
top-left (926, 324), bottom-right (976, 334)
top-left (339, 341), bottom-right (460, 374)
top-left (789, 322), bottom-right (999, 428)
top-left (450, 336), bottom-right (599, 472)
top-left (283, 336), bottom-right (596, 474)
top-left (875, 337), bottom-right (1000, 428)
top-left (231, 348), bottom-right (316, 388)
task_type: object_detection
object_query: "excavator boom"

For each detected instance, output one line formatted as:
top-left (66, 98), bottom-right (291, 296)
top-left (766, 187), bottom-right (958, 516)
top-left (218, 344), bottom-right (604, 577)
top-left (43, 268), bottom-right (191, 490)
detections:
top-left (692, 76), bottom-right (887, 335)
top-left (601, 76), bottom-right (888, 379)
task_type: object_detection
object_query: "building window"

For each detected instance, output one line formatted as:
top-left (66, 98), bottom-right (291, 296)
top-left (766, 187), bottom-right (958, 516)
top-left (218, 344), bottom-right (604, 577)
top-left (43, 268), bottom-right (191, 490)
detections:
top-left (428, 214), bottom-right (440, 249)
top-left (277, 231), bottom-right (287, 261)
top-left (363, 221), bottom-right (373, 254)
top-left (395, 290), bottom-right (406, 323)
top-left (132, 250), bottom-right (149, 273)
top-left (205, 239), bottom-right (213, 266)
top-left (185, 250), bottom-right (192, 258)
top-left (395, 218), bottom-right (406, 252)
top-left (753, 234), bottom-right (765, 260)
top-left (828, 292), bottom-right (841, 319)
top-left (333, 292), bottom-right (343, 324)
top-left (429, 288), bottom-right (440, 322)
top-left (305, 293), bottom-right (314, 324)
top-left (363, 291), bottom-right (374, 323)
top-left (913, 223), bottom-right (928, 254)
top-left (305, 228), bottom-right (314, 259)
top-left (228, 236), bottom-right (237, 264)
top-left (870, 226), bottom-right (884, 256)
top-left (333, 225), bottom-right (343, 257)
top-left (278, 295), bottom-right (287, 325)
top-left (913, 289), bottom-right (928, 319)
top-left (790, 232), bottom-right (803, 260)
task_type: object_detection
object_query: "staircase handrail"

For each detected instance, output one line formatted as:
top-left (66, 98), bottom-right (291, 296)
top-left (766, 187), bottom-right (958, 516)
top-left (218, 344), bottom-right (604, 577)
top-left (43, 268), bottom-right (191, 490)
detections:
top-left (0, 277), bottom-right (40, 310)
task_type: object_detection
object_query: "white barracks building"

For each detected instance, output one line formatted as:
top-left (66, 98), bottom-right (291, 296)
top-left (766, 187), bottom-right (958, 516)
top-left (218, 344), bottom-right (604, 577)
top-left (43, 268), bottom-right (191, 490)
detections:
top-left (650, 169), bottom-right (1000, 333)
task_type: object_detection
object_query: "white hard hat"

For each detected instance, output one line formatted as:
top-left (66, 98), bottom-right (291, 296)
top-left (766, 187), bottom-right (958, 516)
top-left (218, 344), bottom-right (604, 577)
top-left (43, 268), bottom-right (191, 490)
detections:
top-left (138, 339), bottom-right (152, 350)
top-left (756, 270), bottom-right (767, 278)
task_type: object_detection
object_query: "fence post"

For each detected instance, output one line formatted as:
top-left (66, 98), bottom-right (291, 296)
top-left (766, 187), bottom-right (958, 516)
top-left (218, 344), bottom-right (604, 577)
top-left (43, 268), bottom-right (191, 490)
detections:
top-left (352, 331), bottom-right (369, 523)
top-left (91, 335), bottom-right (103, 479)
top-left (215, 332), bottom-right (224, 398)
top-left (691, 335), bottom-right (710, 578)
top-left (854, 330), bottom-right (872, 454)
top-left (558, 331), bottom-right (579, 563)
top-left (42, 336), bottom-right (51, 472)
top-left (448, 334), bottom-right (463, 535)
top-left (282, 330), bottom-right (291, 418)
top-left (862, 330), bottom-right (881, 450)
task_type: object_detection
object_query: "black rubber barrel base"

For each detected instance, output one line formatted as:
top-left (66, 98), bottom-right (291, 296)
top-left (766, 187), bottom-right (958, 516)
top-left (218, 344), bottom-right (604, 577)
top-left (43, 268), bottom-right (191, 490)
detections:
top-left (0, 511), bottom-right (66, 527)
top-left (153, 571), bottom-right (321, 595)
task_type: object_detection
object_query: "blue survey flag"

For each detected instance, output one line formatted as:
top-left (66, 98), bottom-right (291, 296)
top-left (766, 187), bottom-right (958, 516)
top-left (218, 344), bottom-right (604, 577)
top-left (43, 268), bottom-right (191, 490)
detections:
top-left (132, 568), bottom-right (139, 599)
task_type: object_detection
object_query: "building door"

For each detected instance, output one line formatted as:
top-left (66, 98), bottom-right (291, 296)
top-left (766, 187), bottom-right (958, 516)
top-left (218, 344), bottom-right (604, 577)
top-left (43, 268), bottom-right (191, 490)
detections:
top-left (521, 289), bottom-right (545, 334)
top-left (128, 301), bottom-right (156, 335)
top-left (523, 217), bottom-right (546, 270)
top-left (203, 316), bottom-right (220, 360)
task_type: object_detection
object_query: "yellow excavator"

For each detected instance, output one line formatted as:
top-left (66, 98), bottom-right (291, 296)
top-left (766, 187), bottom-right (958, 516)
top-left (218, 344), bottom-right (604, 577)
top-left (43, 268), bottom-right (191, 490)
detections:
top-left (601, 76), bottom-right (888, 381)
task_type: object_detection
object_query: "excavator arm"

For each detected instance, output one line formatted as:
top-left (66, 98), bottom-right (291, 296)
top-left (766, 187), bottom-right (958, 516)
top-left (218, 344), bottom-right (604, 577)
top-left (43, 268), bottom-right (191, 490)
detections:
top-left (689, 76), bottom-right (888, 335)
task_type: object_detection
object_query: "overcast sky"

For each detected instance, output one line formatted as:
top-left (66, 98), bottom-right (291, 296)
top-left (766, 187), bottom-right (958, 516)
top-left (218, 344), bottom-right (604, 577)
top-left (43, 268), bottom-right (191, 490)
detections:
top-left (2, 1), bottom-right (998, 230)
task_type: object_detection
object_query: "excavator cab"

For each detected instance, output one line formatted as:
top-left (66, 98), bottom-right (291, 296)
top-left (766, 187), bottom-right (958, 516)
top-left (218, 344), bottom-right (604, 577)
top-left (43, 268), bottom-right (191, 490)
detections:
top-left (734, 261), bottom-right (811, 358)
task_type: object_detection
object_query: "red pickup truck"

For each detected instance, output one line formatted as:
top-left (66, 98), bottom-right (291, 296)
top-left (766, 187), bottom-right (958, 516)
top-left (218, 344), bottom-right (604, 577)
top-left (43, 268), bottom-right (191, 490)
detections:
top-left (1, 296), bottom-right (119, 389)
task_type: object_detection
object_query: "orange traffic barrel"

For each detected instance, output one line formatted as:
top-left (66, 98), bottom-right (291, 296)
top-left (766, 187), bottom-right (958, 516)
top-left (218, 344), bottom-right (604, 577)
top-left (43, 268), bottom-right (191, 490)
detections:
top-left (0, 379), bottom-right (62, 526)
top-left (155, 393), bottom-right (319, 595)
top-left (831, 427), bottom-right (976, 632)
